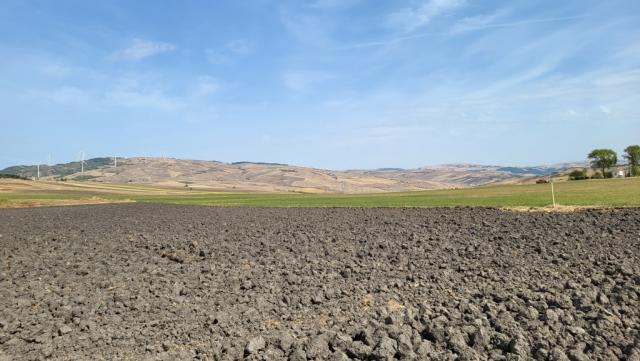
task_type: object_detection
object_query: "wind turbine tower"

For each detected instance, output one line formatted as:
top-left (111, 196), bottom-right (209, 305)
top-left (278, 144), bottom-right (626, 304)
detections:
top-left (80, 151), bottom-right (86, 173)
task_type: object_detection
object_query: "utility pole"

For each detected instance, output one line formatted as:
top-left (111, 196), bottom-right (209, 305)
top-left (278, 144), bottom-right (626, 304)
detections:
top-left (37, 164), bottom-right (40, 180)
top-left (81, 152), bottom-right (85, 173)
top-left (550, 176), bottom-right (556, 208)
top-left (114, 156), bottom-right (117, 168)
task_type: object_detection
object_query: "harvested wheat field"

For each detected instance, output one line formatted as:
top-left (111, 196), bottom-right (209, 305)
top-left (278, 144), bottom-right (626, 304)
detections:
top-left (0, 204), bottom-right (639, 360)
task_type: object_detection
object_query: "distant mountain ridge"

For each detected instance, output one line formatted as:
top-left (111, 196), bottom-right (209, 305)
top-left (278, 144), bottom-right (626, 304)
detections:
top-left (1, 158), bottom-right (113, 178)
top-left (0, 157), bottom-right (587, 193)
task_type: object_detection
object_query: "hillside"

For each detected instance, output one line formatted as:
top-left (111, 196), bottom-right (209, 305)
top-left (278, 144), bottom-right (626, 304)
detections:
top-left (1, 157), bottom-right (584, 193)
top-left (353, 163), bottom-right (586, 188)
top-left (1, 158), bottom-right (112, 178)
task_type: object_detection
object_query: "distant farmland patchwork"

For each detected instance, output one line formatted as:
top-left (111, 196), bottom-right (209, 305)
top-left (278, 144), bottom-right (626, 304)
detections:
top-left (1, 177), bottom-right (639, 208)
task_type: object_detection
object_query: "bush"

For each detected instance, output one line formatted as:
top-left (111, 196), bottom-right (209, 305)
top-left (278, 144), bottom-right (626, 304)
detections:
top-left (633, 165), bottom-right (640, 177)
top-left (568, 169), bottom-right (588, 180)
top-left (0, 173), bottom-right (28, 180)
top-left (604, 171), bottom-right (613, 179)
top-left (74, 175), bottom-right (98, 181)
top-left (591, 172), bottom-right (603, 179)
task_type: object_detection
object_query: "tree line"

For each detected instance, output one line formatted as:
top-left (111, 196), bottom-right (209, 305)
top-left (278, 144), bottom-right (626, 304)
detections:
top-left (569, 145), bottom-right (640, 180)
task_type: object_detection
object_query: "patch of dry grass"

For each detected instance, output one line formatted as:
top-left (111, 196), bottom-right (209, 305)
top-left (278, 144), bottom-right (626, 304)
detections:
top-left (499, 205), bottom-right (608, 213)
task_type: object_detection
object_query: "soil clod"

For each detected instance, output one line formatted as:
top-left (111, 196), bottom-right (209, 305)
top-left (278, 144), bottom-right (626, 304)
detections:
top-left (0, 204), bottom-right (638, 360)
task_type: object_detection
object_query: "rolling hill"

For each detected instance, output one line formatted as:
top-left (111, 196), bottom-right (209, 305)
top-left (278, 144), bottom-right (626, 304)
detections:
top-left (1, 157), bottom-right (585, 193)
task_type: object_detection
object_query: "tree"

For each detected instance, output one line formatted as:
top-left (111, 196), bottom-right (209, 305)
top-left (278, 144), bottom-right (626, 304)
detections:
top-left (568, 169), bottom-right (588, 180)
top-left (624, 145), bottom-right (640, 176)
top-left (588, 149), bottom-right (617, 178)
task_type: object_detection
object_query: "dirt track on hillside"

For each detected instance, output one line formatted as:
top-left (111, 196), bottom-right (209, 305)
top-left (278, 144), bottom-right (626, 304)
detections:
top-left (1, 204), bottom-right (639, 360)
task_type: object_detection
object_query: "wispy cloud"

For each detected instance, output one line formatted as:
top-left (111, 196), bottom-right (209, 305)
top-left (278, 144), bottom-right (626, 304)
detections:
top-left (449, 8), bottom-right (510, 34)
top-left (279, 8), bottom-right (334, 48)
top-left (205, 49), bottom-right (230, 65)
top-left (339, 13), bottom-right (587, 50)
top-left (336, 32), bottom-right (438, 50)
top-left (282, 71), bottom-right (333, 92)
top-left (387, 0), bottom-right (466, 32)
top-left (105, 74), bottom-right (223, 111)
top-left (205, 40), bottom-right (254, 65)
top-left (23, 71), bottom-right (224, 114)
top-left (599, 105), bottom-right (612, 114)
top-left (106, 89), bottom-right (184, 111)
top-left (192, 76), bottom-right (220, 97)
top-left (40, 64), bottom-right (73, 77)
top-left (308, 0), bottom-right (361, 10)
top-left (452, 15), bottom-right (587, 34)
top-left (26, 86), bottom-right (93, 106)
top-left (113, 39), bottom-right (176, 61)
top-left (226, 39), bottom-right (254, 55)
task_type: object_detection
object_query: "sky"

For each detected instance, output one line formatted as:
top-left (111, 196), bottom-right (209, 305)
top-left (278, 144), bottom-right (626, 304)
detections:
top-left (1, 0), bottom-right (639, 170)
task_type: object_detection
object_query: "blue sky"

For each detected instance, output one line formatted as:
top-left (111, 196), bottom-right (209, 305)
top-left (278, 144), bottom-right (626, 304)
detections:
top-left (1, 0), bottom-right (639, 169)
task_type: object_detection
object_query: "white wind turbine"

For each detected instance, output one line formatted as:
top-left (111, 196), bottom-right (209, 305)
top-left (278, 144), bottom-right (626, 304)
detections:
top-left (36, 154), bottom-right (48, 180)
top-left (79, 151), bottom-right (87, 173)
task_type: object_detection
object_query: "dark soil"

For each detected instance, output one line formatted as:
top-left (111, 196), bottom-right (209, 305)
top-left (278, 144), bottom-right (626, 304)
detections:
top-left (1, 204), bottom-right (639, 361)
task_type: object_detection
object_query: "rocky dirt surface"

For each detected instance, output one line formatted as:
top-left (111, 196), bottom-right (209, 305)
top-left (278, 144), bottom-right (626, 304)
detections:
top-left (0, 204), bottom-right (639, 361)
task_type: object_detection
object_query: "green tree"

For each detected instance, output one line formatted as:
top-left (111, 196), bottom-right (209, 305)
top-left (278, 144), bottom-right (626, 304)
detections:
top-left (568, 169), bottom-right (588, 180)
top-left (588, 149), bottom-right (617, 178)
top-left (624, 145), bottom-right (640, 176)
